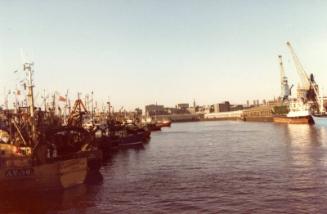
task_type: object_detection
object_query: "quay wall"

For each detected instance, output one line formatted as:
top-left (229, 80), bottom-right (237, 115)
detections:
top-left (154, 114), bottom-right (200, 122)
top-left (203, 110), bottom-right (243, 121)
top-left (203, 117), bottom-right (240, 121)
top-left (243, 105), bottom-right (274, 122)
top-left (203, 106), bottom-right (275, 122)
top-left (152, 105), bottom-right (275, 123)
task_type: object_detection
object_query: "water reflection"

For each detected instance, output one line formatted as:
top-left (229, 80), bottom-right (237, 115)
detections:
top-left (279, 124), bottom-right (327, 211)
top-left (283, 124), bottom-right (326, 167)
top-left (0, 171), bottom-right (104, 213)
top-left (85, 171), bottom-right (104, 185)
top-left (3, 122), bottom-right (327, 213)
top-left (285, 124), bottom-right (319, 146)
top-left (0, 185), bottom-right (88, 213)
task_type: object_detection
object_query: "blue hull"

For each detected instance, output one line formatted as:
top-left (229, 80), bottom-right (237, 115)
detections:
top-left (312, 115), bottom-right (327, 126)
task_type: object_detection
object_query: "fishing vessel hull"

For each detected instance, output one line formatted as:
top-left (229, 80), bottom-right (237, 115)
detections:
top-left (0, 157), bottom-right (87, 192)
top-left (273, 115), bottom-right (314, 124)
top-left (118, 131), bottom-right (150, 147)
top-left (157, 121), bottom-right (172, 128)
top-left (146, 123), bottom-right (161, 131)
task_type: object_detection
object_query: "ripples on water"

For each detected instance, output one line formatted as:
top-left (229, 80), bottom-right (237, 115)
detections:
top-left (2, 121), bottom-right (327, 213)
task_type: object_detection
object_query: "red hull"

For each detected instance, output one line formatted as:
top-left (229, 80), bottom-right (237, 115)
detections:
top-left (157, 121), bottom-right (171, 128)
top-left (273, 115), bottom-right (314, 124)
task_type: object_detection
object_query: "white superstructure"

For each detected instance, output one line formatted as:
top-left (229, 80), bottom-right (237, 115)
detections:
top-left (287, 99), bottom-right (311, 117)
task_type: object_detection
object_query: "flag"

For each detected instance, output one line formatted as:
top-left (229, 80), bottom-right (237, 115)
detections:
top-left (59, 96), bottom-right (66, 102)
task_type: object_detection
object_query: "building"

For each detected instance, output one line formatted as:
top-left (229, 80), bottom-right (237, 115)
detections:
top-left (176, 103), bottom-right (189, 110)
top-left (165, 107), bottom-right (179, 114)
top-left (262, 99), bottom-right (267, 105)
top-left (214, 101), bottom-right (230, 113)
top-left (187, 107), bottom-right (196, 114)
top-left (230, 105), bottom-right (243, 111)
top-left (145, 104), bottom-right (166, 116)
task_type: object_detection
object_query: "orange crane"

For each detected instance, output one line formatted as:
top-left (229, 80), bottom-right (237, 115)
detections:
top-left (67, 98), bottom-right (88, 127)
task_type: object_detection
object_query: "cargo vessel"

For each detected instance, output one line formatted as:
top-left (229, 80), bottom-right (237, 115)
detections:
top-left (273, 115), bottom-right (314, 124)
top-left (273, 100), bottom-right (314, 124)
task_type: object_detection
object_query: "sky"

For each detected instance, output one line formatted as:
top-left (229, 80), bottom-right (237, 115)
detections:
top-left (1, 0), bottom-right (327, 110)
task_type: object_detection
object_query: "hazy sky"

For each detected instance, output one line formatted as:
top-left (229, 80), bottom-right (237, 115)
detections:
top-left (1, 0), bottom-right (327, 110)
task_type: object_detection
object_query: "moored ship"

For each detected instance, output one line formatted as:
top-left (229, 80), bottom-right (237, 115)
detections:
top-left (273, 100), bottom-right (314, 124)
top-left (0, 60), bottom-right (95, 192)
top-left (273, 114), bottom-right (314, 124)
top-left (157, 119), bottom-right (172, 128)
top-left (0, 142), bottom-right (88, 191)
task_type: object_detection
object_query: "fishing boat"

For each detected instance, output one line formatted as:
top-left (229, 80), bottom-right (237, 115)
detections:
top-left (46, 126), bottom-right (103, 172)
top-left (141, 117), bottom-right (162, 131)
top-left (273, 100), bottom-right (314, 124)
top-left (95, 119), bottom-right (150, 154)
top-left (157, 119), bottom-right (172, 128)
top-left (146, 122), bottom-right (162, 131)
top-left (0, 61), bottom-right (92, 192)
top-left (0, 130), bottom-right (89, 191)
top-left (117, 125), bottom-right (150, 147)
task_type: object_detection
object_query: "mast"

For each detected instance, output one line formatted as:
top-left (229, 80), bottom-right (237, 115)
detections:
top-left (14, 86), bottom-right (19, 112)
top-left (52, 93), bottom-right (56, 114)
top-left (4, 87), bottom-right (8, 110)
top-left (91, 91), bottom-right (94, 120)
top-left (107, 101), bottom-right (111, 116)
top-left (23, 62), bottom-right (37, 142)
top-left (42, 89), bottom-right (47, 111)
top-left (84, 94), bottom-right (89, 112)
top-left (63, 89), bottom-right (69, 124)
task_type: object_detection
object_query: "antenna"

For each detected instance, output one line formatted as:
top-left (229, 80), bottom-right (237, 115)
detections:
top-left (22, 58), bottom-right (37, 142)
top-left (20, 49), bottom-right (31, 64)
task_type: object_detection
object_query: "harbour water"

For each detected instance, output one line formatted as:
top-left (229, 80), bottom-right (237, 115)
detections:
top-left (2, 121), bottom-right (327, 213)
